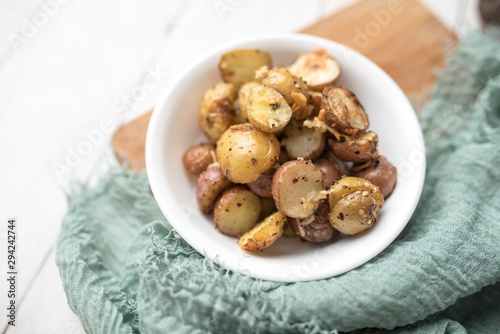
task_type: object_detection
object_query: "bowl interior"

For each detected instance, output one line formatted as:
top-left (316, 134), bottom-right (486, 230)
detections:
top-left (146, 33), bottom-right (425, 282)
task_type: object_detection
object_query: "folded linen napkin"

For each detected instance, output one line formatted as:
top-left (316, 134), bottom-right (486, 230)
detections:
top-left (57, 31), bottom-right (500, 333)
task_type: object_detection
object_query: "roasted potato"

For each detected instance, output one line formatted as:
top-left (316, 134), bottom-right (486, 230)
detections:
top-left (352, 155), bottom-right (397, 199)
top-left (238, 211), bottom-right (286, 251)
top-left (321, 86), bottom-right (369, 136)
top-left (219, 49), bottom-right (271, 87)
top-left (247, 85), bottom-right (292, 133)
top-left (282, 120), bottom-right (325, 160)
top-left (313, 158), bottom-right (341, 189)
top-left (328, 177), bottom-right (384, 235)
top-left (288, 201), bottom-right (339, 243)
top-left (272, 160), bottom-right (323, 219)
top-left (308, 90), bottom-right (323, 117)
top-left (214, 186), bottom-right (262, 237)
top-left (288, 49), bottom-right (341, 91)
top-left (235, 82), bottom-right (260, 124)
top-left (216, 123), bottom-right (280, 184)
top-left (283, 221), bottom-right (297, 238)
top-left (199, 82), bottom-right (237, 143)
top-left (182, 143), bottom-right (215, 174)
top-left (329, 131), bottom-right (378, 164)
top-left (247, 166), bottom-right (276, 197)
top-left (196, 167), bottom-right (233, 214)
top-left (259, 196), bottom-right (277, 220)
top-left (258, 67), bottom-right (310, 118)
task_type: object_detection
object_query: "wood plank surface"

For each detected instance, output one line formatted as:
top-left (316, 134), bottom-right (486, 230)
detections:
top-left (111, 0), bottom-right (456, 170)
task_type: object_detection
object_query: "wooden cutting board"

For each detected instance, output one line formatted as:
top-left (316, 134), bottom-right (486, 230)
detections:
top-left (111, 0), bottom-right (456, 170)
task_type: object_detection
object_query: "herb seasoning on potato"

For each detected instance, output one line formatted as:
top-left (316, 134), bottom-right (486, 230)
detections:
top-left (183, 48), bottom-right (397, 252)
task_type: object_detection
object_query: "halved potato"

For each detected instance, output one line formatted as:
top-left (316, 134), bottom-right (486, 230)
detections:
top-left (214, 186), bottom-right (262, 237)
top-left (199, 82), bottom-right (237, 142)
top-left (238, 211), bottom-right (286, 251)
top-left (235, 82), bottom-right (260, 124)
top-left (219, 49), bottom-right (271, 87)
top-left (313, 158), bottom-right (341, 189)
top-left (247, 85), bottom-right (292, 133)
top-left (247, 166), bottom-right (276, 197)
top-left (351, 155), bottom-right (397, 199)
top-left (272, 160), bottom-right (323, 219)
top-left (282, 121), bottom-right (325, 160)
top-left (328, 177), bottom-right (384, 235)
top-left (321, 86), bottom-right (369, 136)
top-left (216, 123), bottom-right (280, 184)
top-left (196, 167), bottom-right (233, 214)
top-left (288, 201), bottom-right (339, 243)
top-left (288, 49), bottom-right (341, 91)
top-left (329, 131), bottom-right (378, 164)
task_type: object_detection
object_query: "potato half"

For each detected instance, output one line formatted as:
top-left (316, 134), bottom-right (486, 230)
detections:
top-left (282, 121), bottom-right (325, 160)
top-left (329, 131), bottom-right (378, 164)
top-left (272, 160), bottom-right (324, 219)
top-left (288, 201), bottom-right (339, 243)
top-left (196, 167), bottom-right (233, 214)
top-left (238, 211), bottom-right (286, 251)
top-left (199, 82), bottom-right (237, 143)
top-left (328, 177), bottom-right (384, 235)
top-left (259, 67), bottom-right (309, 106)
top-left (352, 155), bottom-right (397, 199)
top-left (235, 82), bottom-right (260, 124)
top-left (288, 49), bottom-right (341, 91)
top-left (216, 123), bottom-right (280, 184)
top-left (219, 49), bottom-right (272, 87)
top-left (321, 86), bottom-right (369, 136)
top-left (214, 186), bottom-right (262, 237)
top-left (247, 85), bottom-right (292, 133)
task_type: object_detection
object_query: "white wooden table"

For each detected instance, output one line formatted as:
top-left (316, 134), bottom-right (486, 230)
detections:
top-left (0, 1), bottom-right (480, 333)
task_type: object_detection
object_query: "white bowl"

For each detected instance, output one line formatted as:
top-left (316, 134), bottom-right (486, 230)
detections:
top-left (146, 33), bottom-right (425, 282)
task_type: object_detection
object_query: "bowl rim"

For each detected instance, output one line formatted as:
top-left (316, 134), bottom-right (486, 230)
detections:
top-left (146, 32), bottom-right (426, 282)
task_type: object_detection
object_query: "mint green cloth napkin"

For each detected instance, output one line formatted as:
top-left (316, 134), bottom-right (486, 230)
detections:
top-left (56, 31), bottom-right (500, 334)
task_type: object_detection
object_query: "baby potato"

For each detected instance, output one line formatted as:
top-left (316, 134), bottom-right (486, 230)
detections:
top-left (247, 85), bottom-right (292, 133)
top-left (259, 67), bottom-right (310, 118)
top-left (282, 120), bottom-right (325, 160)
top-left (272, 160), bottom-right (324, 219)
top-left (259, 196), bottom-right (277, 220)
top-left (329, 131), bottom-right (378, 164)
top-left (328, 177), bottom-right (384, 235)
top-left (352, 155), bottom-right (397, 199)
top-left (238, 211), bottom-right (286, 252)
top-left (199, 82), bottom-right (237, 143)
top-left (196, 166), bottom-right (233, 214)
top-left (235, 82), bottom-right (260, 124)
top-left (288, 49), bottom-right (341, 91)
top-left (214, 186), bottom-right (262, 237)
top-left (288, 201), bottom-right (339, 243)
top-left (313, 158), bottom-right (341, 189)
top-left (321, 86), bottom-right (369, 136)
top-left (219, 49), bottom-right (272, 87)
top-left (182, 143), bottom-right (215, 174)
top-left (248, 166), bottom-right (276, 197)
top-left (216, 123), bottom-right (280, 184)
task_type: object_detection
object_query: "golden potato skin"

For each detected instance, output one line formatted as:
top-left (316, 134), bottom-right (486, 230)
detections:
top-left (329, 131), bottom-right (378, 164)
top-left (235, 82), bottom-right (260, 124)
top-left (182, 143), bottom-right (215, 174)
top-left (288, 201), bottom-right (339, 243)
top-left (216, 123), bottom-right (280, 184)
top-left (288, 49), bottom-right (341, 91)
top-left (328, 177), bottom-right (384, 235)
top-left (214, 186), bottom-right (262, 237)
top-left (260, 67), bottom-right (309, 107)
top-left (247, 85), bottom-right (292, 133)
top-left (321, 86), bottom-right (369, 136)
top-left (219, 49), bottom-right (272, 87)
top-left (199, 82), bottom-right (237, 143)
top-left (352, 155), bottom-right (397, 199)
top-left (196, 167), bottom-right (233, 214)
top-left (238, 211), bottom-right (286, 251)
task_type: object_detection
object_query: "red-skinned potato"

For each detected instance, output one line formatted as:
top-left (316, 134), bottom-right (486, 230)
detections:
top-left (182, 143), bottom-right (215, 174)
top-left (288, 201), bottom-right (339, 243)
top-left (313, 159), bottom-right (341, 189)
top-left (329, 131), bottom-right (378, 164)
top-left (288, 49), bottom-right (341, 91)
top-left (351, 155), bottom-right (397, 199)
top-left (272, 160), bottom-right (323, 219)
top-left (196, 167), bottom-right (233, 214)
top-left (321, 86), bottom-right (369, 136)
top-left (247, 167), bottom-right (277, 197)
